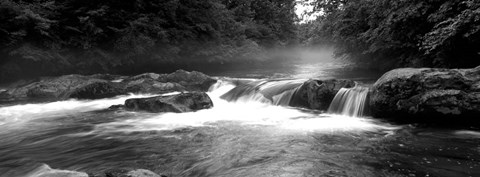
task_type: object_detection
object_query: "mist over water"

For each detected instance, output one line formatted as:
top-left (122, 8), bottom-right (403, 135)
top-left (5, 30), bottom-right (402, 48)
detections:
top-left (0, 60), bottom-right (479, 177)
top-left (200, 48), bottom-right (382, 83)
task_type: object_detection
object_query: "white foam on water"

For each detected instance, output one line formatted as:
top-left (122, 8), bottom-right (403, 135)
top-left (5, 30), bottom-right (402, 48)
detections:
top-left (110, 79), bottom-right (124, 83)
top-left (24, 164), bottom-right (88, 177)
top-left (453, 130), bottom-right (480, 138)
top-left (0, 79), bottom-right (398, 134)
top-left (0, 93), bottom-right (158, 125)
top-left (93, 81), bottom-right (397, 133)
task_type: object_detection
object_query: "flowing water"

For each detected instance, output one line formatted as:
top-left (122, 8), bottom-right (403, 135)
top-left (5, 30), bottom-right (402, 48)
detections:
top-left (328, 86), bottom-right (370, 117)
top-left (0, 61), bottom-right (479, 177)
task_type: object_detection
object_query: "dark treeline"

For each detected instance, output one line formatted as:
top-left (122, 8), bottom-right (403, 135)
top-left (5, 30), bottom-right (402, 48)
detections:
top-left (0, 0), bottom-right (297, 82)
top-left (2, 0), bottom-right (480, 83)
top-left (300, 0), bottom-right (480, 70)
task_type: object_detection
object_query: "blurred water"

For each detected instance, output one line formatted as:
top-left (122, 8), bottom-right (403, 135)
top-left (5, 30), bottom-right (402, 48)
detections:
top-left (0, 62), bottom-right (479, 177)
top-left (328, 86), bottom-right (370, 117)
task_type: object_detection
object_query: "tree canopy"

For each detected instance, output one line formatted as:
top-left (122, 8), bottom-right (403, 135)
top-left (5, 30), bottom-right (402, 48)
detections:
top-left (1, 0), bottom-right (479, 82)
top-left (0, 0), bottom-right (298, 82)
top-left (303, 0), bottom-right (480, 69)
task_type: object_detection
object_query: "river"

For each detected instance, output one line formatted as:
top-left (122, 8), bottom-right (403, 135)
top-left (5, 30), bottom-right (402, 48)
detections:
top-left (0, 59), bottom-right (479, 177)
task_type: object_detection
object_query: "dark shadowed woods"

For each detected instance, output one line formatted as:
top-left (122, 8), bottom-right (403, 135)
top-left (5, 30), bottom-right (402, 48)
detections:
top-left (1, 0), bottom-right (479, 82)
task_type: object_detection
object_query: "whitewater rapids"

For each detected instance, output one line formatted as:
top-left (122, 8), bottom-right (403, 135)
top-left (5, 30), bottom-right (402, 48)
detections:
top-left (1, 78), bottom-right (479, 177)
top-left (0, 79), bottom-right (397, 134)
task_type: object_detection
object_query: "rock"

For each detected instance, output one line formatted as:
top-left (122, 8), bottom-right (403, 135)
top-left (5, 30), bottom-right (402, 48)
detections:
top-left (290, 79), bottom-right (356, 110)
top-left (0, 70), bottom-right (216, 102)
top-left (160, 70), bottom-right (217, 91)
top-left (126, 73), bottom-right (164, 81)
top-left (126, 169), bottom-right (163, 177)
top-left (104, 169), bottom-right (130, 177)
top-left (0, 75), bottom-right (117, 100)
top-left (122, 70), bottom-right (216, 93)
top-left (108, 104), bottom-right (126, 110)
top-left (124, 79), bottom-right (185, 94)
top-left (13, 75), bottom-right (101, 99)
top-left (89, 74), bottom-right (126, 81)
top-left (370, 66), bottom-right (480, 120)
top-left (16, 75), bottom-right (125, 100)
top-left (67, 81), bottom-right (125, 99)
top-left (104, 169), bottom-right (164, 177)
top-left (124, 92), bottom-right (213, 113)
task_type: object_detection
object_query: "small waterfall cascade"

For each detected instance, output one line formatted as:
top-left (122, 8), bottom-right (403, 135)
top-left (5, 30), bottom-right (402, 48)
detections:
top-left (327, 85), bottom-right (369, 117)
top-left (219, 79), bottom-right (305, 106)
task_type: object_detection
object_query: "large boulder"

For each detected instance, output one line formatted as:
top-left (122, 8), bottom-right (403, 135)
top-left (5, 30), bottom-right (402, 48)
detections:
top-left (0, 75), bottom-right (124, 100)
top-left (66, 81), bottom-right (125, 99)
top-left (124, 73), bottom-right (164, 82)
top-left (121, 70), bottom-right (216, 94)
top-left (124, 92), bottom-right (213, 113)
top-left (370, 66), bottom-right (480, 120)
top-left (0, 70), bottom-right (217, 102)
top-left (88, 73), bottom-right (126, 81)
top-left (159, 70), bottom-right (217, 91)
top-left (219, 78), bottom-right (355, 110)
top-left (124, 78), bottom-right (185, 94)
top-left (290, 79), bottom-right (356, 110)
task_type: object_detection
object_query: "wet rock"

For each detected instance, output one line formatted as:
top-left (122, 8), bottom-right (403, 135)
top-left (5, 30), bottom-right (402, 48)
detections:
top-left (4, 75), bottom-right (106, 99)
top-left (122, 70), bottom-right (215, 93)
top-left (124, 79), bottom-right (185, 94)
top-left (126, 169), bottom-right (163, 177)
top-left (126, 73), bottom-right (164, 81)
top-left (108, 104), bottom-right (126, 110)
top-left (67, 81), bottom-right (125, 99)
top-left (103, 169), bottom-right (164, 177)
top-left (104, 169), bottom-right (130, 177)
top-left (89, 74), bottom-right (126, 81)
top-left (125, 92), bottom-right (213, 113)
top-left (159, 70), bottom-right (217, 91)
top-left (0, 70), bottom-right (217, 102)
top-left (290, 79), bottom-right (355, 110)
top-left (370, 66), bottom-right (480, 120)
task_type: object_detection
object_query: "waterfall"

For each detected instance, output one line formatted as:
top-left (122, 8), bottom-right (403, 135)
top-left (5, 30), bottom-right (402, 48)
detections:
top-left (327, 86), bottom-right (369, 117)
top-left (272, 87), bottom-right (299, 106)
top-left (220, 79), bottom-right (305, 106)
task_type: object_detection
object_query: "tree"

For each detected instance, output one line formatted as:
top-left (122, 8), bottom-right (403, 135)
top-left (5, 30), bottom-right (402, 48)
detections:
top-left (306, 0), bottom-right (480, 69)
top-left (0, 0), bottom-right (299, 82)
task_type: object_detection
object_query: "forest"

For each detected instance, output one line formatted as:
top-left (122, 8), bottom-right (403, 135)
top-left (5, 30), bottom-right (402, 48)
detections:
top-left (302, 0), bottom-right (480, 69)
top-left (1, 0), bottom-right (479, 82)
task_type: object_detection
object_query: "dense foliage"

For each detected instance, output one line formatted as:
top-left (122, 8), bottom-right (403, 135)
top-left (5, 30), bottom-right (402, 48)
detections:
top-left (304, 0), bottom-right (480, 69)
top-left (0, 0), bottom-right (297, 82)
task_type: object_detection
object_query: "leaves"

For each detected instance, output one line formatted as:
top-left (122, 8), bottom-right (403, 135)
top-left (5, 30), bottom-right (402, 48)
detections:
top-left (307, 0), bottom-right (480, 68)
top-left (0, 0), bottom-right (298, 82)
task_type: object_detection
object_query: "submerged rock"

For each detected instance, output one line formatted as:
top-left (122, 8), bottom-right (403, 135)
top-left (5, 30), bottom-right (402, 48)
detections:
top-left (370, 66), bottom-right (480, 120)
top-left (219, 78), bottom-right (355, 111)
top-left (290, 79), bottom-right (356, 110)
top-left (124, 92), bottom-right (213, 113)
top-left (108, 104), bottom-right (126, 110)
